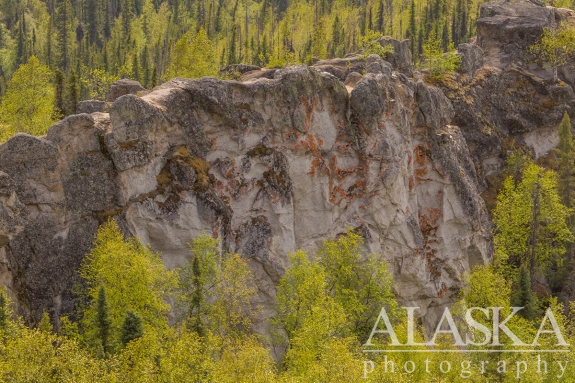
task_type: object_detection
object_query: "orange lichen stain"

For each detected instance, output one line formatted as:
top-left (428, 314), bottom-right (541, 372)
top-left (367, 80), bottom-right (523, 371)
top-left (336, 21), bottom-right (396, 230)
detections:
top-left (437, 283), bottom-right (448, 298)
top-left (329, 184), bottom-right (346, 205)
top-left (414, 144), bottom-right (429, 166)
top-left (414, 167), bottom-right (429, 182)
top-left (408, 176), bottom-right (415, 191)
top-left (332, 156), bottom-right (358, 180)
top-left (300, 96), bottom-right (316, 132)
top-left (211, 138), bottom-right (217, 151)
top-left (334, 142), bottom-right (352, 154)
top-left (426, 207), bottom-right (441, 225)
top-left (359, 205), bottom-right (366, 210)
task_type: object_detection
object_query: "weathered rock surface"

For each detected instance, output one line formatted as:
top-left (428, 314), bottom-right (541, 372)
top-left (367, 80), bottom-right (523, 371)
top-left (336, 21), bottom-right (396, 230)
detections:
top-left (77, 99), bottom-right (107, 114)
top-left (477, 2), bottom-right (558, 68)
top-left (7, 0), bottom-right (575, 331)
top-left (106, 79), bottom-right (146, 102)
top-left (439, 2), bottom-right (575, 198)
top-left (0, 63), bottom-right (491, 332)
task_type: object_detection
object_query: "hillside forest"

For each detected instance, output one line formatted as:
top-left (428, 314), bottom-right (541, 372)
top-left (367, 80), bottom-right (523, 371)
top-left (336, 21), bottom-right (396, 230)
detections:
top-left (0, 0), bottom-right (575, 381)
top-left (0, 0), bottom-right (550, 130)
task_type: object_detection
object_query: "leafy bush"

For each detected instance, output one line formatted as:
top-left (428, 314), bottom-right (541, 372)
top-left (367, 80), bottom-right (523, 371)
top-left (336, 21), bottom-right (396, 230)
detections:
top-left (422, 36), bottom-right (461, 81)
top-left (361, 30), bottom-right (394, 60)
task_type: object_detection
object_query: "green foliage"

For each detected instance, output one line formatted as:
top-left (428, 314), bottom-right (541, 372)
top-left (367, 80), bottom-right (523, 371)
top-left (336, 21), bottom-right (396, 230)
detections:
top-left (81, 67), bottom-right (120, 100)
top-left (0, 229), bottom-right (573, 381)
top-left (177, 233), bottom-right (258, 337)
top-left (360, 30), bottom-right (394, 60)
top-left (79, 219), bottom-right (175, 353)
top-left (511, 266), bottom-right (538, 320)
top-left (95, 286), bottom-right (112, 356)
top-left (0, 56), bottom-right (55, 141)
top-left (166, 28), bottom-right (218, 80)
top-left (120, 311), bottom-right (143, 346)
top-left (38, 312), bottom-right (53, 333)
top-left (529, 22), bottom-right (575, 82)
top-left (554, 112), bottom-right (575, 213)
top-left (493, 160), bottom-right (573, 273)
top-left (274, 250), bottom-right (334, 341)
top-left (317, 231), bottom-right (397, 338)
top-left (422, 35), bottom-right (461, 81)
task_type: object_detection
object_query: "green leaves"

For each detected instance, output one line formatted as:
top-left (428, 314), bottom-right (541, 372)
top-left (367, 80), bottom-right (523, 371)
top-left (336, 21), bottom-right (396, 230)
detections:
top-left (78, 219), bottom-right (175, 353)
top-left (166, 28), bottom-right (218, 80)
top-left (177, 233), bottom-right (259, 337)
top-left (529, 22), bottom-right (575, 82)
top-left (0, 56), bottom-right (55, 141)
top-left (422, 35), bottom-right (461, 81)
top-left (493, 161), bottom-right (573, 272)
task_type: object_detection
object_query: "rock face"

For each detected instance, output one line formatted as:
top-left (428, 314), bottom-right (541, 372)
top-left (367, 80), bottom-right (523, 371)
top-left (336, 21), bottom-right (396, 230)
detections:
top-left (0, 64), bottom-right (492, 332)
top-left (6, 0), bottom-right (575, 331)
top-left (439, 2), bottom-right (575, 199)
top-left (477, 2), bottom-right (558, 68)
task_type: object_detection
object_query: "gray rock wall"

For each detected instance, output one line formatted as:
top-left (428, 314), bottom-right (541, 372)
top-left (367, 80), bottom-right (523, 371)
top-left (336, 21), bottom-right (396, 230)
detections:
top-left (0, 65), bottom-right (492, 332)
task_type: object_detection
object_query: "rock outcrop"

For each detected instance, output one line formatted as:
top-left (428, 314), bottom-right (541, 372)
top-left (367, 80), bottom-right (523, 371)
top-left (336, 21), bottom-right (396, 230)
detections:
top-left (0, 63), bottom-right (492, 332)
top-left (6, 1), bottom-right (575, 331)
top-left (106, 79), bottom-right (146, 102)
top-left (437, 2), bottom-right (575, 205)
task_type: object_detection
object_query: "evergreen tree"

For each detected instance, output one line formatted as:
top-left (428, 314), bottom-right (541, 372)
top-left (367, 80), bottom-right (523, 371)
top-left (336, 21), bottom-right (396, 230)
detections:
top-left (0, 291), bottom-right (8, 333)
top-left (64, 71), bottom-right (79, 115)
top-left (15, 15), bottom-right (24, 67)
top-left (131, 54), bottom-right (139, 82)
top-left (54, 69), bottom-right (65, 117)
top-left (56, 0), bottom-right (71, 72)
top-left (511, 266), bottom-right (537, 320)
top-left (554, 112), bottom-right (575, 215)
top-left (95, 287), bottom-right (112, 356)
top-left (188, 255), bottom-right (205, 336)
top-left (406, 0), bottom-right (416, 56)
top-left (120, 311), bottom-right (143, 346)
top-left (85, 0), bottom-right (101, 47)
top-left (376, 0), bottom-right (385, 33)
top-left (493, 161), bottom-right (573, 278)
top-left (38, 312), bottom-right (53, 333)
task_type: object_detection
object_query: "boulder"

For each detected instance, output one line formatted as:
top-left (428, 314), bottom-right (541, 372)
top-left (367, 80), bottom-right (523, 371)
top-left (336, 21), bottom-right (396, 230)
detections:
top-left (477, 2), bottom-right (557, 67)
top-left (377, 37), bottom-right (413, 77)
top-left (76, 100), bottom-right (106, 114)
top-left (457, 43), bottom-right (485, 76)
top-left (106, 79), bottom-right (146, 102)
top-left (344, 72), bottom-right (363, 87)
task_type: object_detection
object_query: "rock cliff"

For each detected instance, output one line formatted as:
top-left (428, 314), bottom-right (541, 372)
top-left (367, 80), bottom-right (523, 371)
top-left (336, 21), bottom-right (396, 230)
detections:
top-left (0, 1), bottom-right (572, 332)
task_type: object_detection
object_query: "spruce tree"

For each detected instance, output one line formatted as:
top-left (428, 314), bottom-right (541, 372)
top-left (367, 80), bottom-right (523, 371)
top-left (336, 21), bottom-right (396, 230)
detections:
top-left (38, 311), bottom-right (53, 333)
top-left (0, 291), bottom-right (8, 333)
top-left (188, 255), bottom-right (206, 336)
top-left (554, 112), bottom-right (575, 216)
top-left (406, 0), bottom-right (416, 56)
top-left (376, 0), bottom-right (384, 33)
top-left (511, 266), bottom-right (537, 320)
top-left (56, 0), bottom-right (71, 72)
top-left (96, 286), bottom-right (112, 355)
top-left (54, 69), bottom-right (65, 117)
top-left (120, 310), bottom-right (143, 346)
top-left (64, 71), bottom-right (79, 115)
